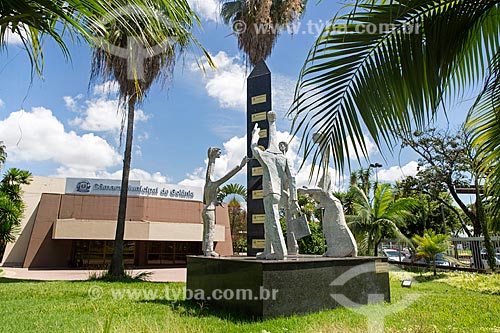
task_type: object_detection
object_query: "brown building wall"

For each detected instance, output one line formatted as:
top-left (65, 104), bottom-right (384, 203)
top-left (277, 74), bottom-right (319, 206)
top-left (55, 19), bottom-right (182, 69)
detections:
top-left (23, 194), bottom-right (73, 268)
top-left (24, 194), bottom-right (233, 268)
top-left (58, 195), bottom-right (205, 223)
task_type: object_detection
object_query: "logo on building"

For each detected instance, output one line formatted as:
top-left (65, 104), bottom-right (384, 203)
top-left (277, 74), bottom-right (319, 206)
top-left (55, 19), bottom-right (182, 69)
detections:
top-left (76, 180), bottom-right (92, 193)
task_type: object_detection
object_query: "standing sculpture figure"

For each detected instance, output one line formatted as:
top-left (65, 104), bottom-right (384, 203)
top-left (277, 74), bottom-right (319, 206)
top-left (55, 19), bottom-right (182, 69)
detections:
top-left (298, 132), bottom-right (357, 257)
top-left (202, 148), bottom-right (247, 257)
top-left (251, 111), bottom-right (300, 260)
top-left (279, 141), bottom-right (299, 255)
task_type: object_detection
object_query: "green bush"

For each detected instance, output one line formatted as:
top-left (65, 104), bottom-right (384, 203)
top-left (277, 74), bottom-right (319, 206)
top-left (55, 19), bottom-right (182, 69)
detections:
top-left (281, 217), bottom-right (325, 255)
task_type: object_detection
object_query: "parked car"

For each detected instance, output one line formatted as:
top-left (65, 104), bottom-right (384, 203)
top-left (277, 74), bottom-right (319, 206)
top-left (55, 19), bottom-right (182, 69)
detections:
top-left (382, 249), bottom-right (405, 262)
top-left (432, 253), bottom-right (452, 267)
top-left (406, 253), bottom-right (458, 267)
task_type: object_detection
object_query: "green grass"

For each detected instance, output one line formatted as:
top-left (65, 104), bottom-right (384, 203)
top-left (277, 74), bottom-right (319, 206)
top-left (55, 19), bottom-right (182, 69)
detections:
top-left (0, 272), bottom-right (499, 332)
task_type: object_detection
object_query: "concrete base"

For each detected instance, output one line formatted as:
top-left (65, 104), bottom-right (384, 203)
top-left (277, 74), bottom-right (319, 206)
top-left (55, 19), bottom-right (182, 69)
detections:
top-left (186, 255), bottom-right (390, 319)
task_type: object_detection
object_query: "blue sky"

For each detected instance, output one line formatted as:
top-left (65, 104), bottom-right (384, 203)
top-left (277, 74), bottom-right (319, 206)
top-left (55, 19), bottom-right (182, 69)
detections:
top-left (0, 0), bottom-right (471, 191)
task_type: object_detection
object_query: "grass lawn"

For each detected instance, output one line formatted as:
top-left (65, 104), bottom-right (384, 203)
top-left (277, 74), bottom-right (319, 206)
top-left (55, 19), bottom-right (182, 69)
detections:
top-left (0, 271), bottom-right (499, 332)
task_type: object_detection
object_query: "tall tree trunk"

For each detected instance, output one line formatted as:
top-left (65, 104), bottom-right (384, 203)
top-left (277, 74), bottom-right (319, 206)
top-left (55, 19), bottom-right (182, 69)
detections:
top-left (475, 179), bottom-right (496, 271)
top-left (109, 96), bottom-right (136, 278)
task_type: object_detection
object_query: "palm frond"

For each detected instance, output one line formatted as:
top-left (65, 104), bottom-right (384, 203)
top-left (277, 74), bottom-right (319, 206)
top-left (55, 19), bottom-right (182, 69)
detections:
top-left (217, 183), bottom-right (247, 202)
top-left (288, 0), bottom-right (500, 176)
top-left (466, 50), bottom-right (500, 222)
top-left (219, 0), bottom-right (307, 66)
top-left (372, 183), bottom-right (392, 219)
top-left (221, 1), bottom-right (244, 24)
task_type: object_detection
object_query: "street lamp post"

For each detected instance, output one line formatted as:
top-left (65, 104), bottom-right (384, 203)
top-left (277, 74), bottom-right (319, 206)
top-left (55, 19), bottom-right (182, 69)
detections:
top-left (369, 163), bottom-right (383, 187)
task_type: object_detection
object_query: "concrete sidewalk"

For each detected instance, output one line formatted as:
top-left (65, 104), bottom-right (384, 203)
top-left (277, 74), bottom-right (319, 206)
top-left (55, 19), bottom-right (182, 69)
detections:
top-left (0, 267), bottom-right (186, 282)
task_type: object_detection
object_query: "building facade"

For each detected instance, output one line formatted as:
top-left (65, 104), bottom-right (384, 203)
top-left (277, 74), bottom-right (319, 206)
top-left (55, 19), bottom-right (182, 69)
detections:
top-left (1, 177), bottom-right (233, 268)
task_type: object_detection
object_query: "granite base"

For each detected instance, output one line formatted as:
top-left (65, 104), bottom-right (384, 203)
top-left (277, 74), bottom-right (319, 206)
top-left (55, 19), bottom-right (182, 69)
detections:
top-left (186, 255), bottom-right (390, 319)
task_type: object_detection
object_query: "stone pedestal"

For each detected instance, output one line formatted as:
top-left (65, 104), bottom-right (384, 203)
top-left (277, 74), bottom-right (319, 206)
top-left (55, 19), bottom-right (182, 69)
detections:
top-left (186, 255), bottom-right (390, 319)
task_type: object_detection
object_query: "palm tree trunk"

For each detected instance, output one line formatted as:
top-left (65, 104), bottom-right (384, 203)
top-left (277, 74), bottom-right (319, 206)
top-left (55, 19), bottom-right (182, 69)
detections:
top-left (109, 96), bottom-right (137, 278)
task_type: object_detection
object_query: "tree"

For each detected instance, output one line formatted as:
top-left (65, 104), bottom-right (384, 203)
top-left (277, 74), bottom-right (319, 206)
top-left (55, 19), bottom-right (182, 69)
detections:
top-left (348, 183), bottom-right (416, 256)
top-left (296, 193), bottom-right (325, 255)
top-left (89, 1), bottom-right (213, 278)
top-left (399, 128), bottom-right (479, 236)
top-left (227, 197), bottom-right (247, 253)
top-left (217, 183), bottom-right (248, 253)
top-left (349, 168), bottom-right (372, 197)
top-left (288, 0), bottom-right (500, 217)
top-left (395, 182), bottom-right (461, 238)
top-left (1, 0), bottom-right (186, 76)
top-left (0, 142), bottom-right (6, 171)
top-left (220, 0), bottom-right (307, 66)
top-left (0, 168), bottom-right (32, 259)
top-left (217, 183), bottom-right (247, 203)
top-left (398, 128), bottom-right (497, 269)
top-left (413, 230), bottom-right (451, 276)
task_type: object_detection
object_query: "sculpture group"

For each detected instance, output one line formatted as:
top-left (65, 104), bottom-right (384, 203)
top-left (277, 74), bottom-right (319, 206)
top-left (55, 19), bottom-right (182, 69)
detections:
top-left (202, 111), bottom-right (357, 259)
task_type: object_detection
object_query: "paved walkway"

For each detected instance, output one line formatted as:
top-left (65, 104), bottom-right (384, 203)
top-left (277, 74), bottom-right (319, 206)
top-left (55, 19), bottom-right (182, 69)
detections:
top-left (0, 267), bottom-right (187, 282)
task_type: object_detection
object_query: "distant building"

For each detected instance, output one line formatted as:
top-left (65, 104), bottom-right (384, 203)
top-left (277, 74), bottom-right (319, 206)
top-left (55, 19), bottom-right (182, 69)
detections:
top-left (1, 176), bottom-right (232, 268)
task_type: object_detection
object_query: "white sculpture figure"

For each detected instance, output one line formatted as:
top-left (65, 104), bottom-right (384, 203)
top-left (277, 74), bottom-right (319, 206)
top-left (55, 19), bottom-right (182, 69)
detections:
top-left (202, 147), bottom-right (247, 257)
top-left (251, 111), bottom-right (300, 260)
top-left (297, 132), bottom-right (358, 257)
top-left (279, 141), bottom-right (299, 255)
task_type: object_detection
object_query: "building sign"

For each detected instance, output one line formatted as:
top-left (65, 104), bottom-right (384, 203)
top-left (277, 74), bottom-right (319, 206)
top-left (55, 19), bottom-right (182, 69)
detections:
top-left (66, 178), bottom-right (202, 202)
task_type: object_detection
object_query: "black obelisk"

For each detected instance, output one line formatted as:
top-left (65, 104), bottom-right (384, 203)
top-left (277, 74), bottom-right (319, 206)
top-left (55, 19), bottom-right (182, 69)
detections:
top-left (246, 60), bottom-right (271, 256)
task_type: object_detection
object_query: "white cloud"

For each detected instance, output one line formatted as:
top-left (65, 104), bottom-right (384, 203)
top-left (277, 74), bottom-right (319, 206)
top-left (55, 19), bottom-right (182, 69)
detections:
top-left (55, 167), bottom-right (171, 183)
top-left (63, 94), bottom-right (83, 112)
top-left (294, 163), bottom-right (342, 190)
top-left (347, 134), bottom-right (378, 159)
top-left (193, 51), bottom-right (296, 116)
top-left (137, 132), bottom-right (150, 143)
top-left (0, 99), bottom-right (4, 109)
top-left (199, 52), bottom-right (246, 109)
top-left (0, 107), bottom-right (121, 171)
top-left (376, 161), bottom-right (419, 182)
top-left (135, 145), bottom-right (142, 157)
top-left (93, 81), bottom-right (119, 96)
top-left (5, 28), bottom-right (24, 45)
top-left (69, 95), bottom-right (149, 133)
top-left (272, 74), bottom-right (297, 118)
top-left (179, 131), bottom-right (305, 187)
top-left (178, 167), bottom-right (205, 188)
top-left (187, 0), bottom-right (219, 22)
top-left (179, 135), bottom-right (247, 187)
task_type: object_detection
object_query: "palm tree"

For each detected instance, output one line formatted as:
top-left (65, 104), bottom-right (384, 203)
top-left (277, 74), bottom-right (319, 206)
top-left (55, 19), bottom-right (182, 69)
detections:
top-left (348, 183), bottom-right (416, 256)
top-left (288, 1), bottom-right (500, 199)
top-left (89, 0), bottom-right (212, 278)
top-left (350, 168), bottom-right (372, 197)
top-left (413, 230), bottom-right (451, 276)
top-left (0, 194), bottom-right (22, 259)
top-left (0, 142), bottom-right (6, 172)
top-left (216, 183), bottom-right (247, 253)
top-left (0, 168), bottom-right (32, 259)
top-left (217, 183), bottom-right (247, 203)
top-left (1, 0), bottom-right (194, 76)
top-left (0, 168), bottom-right (32, 203)
top-left (220, 0), bottom-right (307, 66)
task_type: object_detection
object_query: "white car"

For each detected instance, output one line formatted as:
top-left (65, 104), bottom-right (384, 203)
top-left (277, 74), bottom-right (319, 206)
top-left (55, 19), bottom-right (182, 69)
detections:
top-left (382, 249), bottom-right (405, 262)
